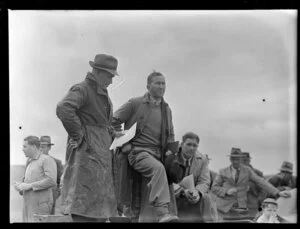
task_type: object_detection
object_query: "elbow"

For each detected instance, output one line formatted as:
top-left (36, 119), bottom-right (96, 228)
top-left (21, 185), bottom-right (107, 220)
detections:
top-left (56, 102), bottom-right (63, 118)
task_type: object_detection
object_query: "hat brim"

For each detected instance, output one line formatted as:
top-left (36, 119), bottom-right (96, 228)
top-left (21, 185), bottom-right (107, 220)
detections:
top-left (227, 154), bottom-right (244, 158)
top-left (40, 142), bottom-right (54, 146)
top-left (89, 61), bottom-right (119, 76)
top-left (279, 168), bottom-right (293, 173)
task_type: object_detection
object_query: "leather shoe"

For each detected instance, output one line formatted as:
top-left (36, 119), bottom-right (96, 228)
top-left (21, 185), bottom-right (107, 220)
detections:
top-left (158, 214), bottom-right (179, 223)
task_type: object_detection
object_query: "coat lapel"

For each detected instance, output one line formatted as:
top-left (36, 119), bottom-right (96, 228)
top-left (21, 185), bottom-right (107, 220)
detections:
top-left (224, 166), bottom-right (235, 184)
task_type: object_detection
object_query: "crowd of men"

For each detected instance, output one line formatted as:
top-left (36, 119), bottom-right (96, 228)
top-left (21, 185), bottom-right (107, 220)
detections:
top-left (13, 54), bottom-right (297, 223)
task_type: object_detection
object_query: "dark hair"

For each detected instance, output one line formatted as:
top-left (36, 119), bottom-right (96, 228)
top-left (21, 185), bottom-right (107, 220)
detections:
top-left (182, 132), bottom-right (200, 144)
top-left (24, 135), bottom-right (40, 148)
top-left (147, 70), bottom-right (164, 84)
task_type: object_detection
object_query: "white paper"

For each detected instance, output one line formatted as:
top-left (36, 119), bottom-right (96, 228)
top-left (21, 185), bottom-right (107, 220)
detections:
top-left (276, 188), bottom-right (297, 223)
top-left (179, 174), bottom-right (195, 190)
top-left (110, 123), bottom-right (137, 150)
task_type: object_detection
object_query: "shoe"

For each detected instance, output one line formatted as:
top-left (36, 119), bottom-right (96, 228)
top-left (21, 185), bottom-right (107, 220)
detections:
top-left (158, 214), bottom-right (179, 223)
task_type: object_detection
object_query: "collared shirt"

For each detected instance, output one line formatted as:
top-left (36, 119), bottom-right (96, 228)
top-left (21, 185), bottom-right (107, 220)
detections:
top-left (24, 151), bottom-right (57, 191)
top-left (183, 156), bottom-right (192, 167)
top-left (149, 94), bottom-right (162, 106)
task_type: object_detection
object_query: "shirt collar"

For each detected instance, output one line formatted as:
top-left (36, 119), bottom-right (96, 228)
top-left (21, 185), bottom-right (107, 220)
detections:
top-left (28, 150), bottom-right (42, 162)
top-left (143, 92), bottom-right (166, 106)
top-left (86, 72), bottom-right (109, 95)
top-left (230, 165), bottom-right (239, 172)
top-left (183, 155), bottom-right (193, 167)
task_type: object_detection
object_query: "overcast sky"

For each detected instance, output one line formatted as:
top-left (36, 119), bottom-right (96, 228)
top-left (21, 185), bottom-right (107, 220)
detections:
top-left (9, 10), bottom-right (297, 175)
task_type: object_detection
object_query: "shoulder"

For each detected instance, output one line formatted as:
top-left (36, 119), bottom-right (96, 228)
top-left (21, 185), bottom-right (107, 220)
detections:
top-left (218, 167), bottom-right (228, 175)
top-left (240, 164), bottom-right (253, 173)
top-left (40, 154), bottom-right (56, 165)
top-left (69, 81), bottom-right (89, 94)
top-left (50, 156), bottom-right (63, 165)
top-left (128, 95), bottom-right (145, 103)
top-left (194, 152), bottom-right (209, 163)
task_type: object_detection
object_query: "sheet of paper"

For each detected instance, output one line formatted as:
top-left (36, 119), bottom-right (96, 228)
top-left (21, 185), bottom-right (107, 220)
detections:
top-left (179, 174), bottom-right (195, 190)
top-left (276, 188), bottom-right (297, 223)
top-left (109, 123), bottom-right (137, 150)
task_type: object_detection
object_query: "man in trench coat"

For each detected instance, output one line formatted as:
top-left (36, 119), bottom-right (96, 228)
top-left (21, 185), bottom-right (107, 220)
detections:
top-left (56, 54), bottom-right (120, 222)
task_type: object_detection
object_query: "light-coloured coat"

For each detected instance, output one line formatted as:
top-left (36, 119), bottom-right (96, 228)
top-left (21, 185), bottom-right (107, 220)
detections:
top-left (212, 164), bottom-right (279, 213)
top-left (22, 153), bottom-right (57, 222)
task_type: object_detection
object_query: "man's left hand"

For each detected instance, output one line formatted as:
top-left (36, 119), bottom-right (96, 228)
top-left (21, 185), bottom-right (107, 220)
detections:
top-left (165, 150), bottom-right (173, 156)
top-left (185, 189), bottom-right (200, 204)
top-left (17, 183), bottom-right (32, 191)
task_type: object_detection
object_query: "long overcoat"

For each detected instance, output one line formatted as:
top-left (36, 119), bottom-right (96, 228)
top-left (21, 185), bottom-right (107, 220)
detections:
top-left (56, 73), bottom-right (117, 218)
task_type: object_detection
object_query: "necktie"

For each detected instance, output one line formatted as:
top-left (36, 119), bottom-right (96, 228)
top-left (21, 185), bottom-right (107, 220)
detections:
top-left (235, 169), bottom-right (240, 183)
top-left (185, 160), bottom-right (190, 176)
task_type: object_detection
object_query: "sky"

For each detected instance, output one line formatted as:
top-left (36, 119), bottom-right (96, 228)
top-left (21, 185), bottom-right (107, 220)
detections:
top-left (9, 10), bottom-right (297, 175)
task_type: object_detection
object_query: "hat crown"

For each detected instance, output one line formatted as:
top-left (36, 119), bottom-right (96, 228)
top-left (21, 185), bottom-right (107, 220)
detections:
top-left (243, 152), bottom-right (250, 158)
top-left (280, 161), bottom-right (293, 171)
top-left (229, 147), bottom-right (242, 156)
top-left (40, 136), bottom-right (52, 144)
top-left (92, 54), bottom-right (118, 72)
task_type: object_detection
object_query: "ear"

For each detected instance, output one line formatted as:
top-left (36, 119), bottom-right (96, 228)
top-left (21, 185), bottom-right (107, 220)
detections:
top-left (146, 84), bottom-right (150, 90)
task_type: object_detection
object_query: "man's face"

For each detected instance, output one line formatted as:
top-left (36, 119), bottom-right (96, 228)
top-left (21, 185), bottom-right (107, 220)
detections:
top-left (22, 141), bottom-right (34, 158)
top-left (279, 171), bottom-right (293, 182)
top-left (40, 144), bottom-right (51, 155)
top-left (96, 69), bottom-right (114, 88)
top-left (230, 157), bottom-right (241, 169)
top-left (147, 75), bottom-right (166, 99)
top-left (242, 157), bottom-right (251, 166)
top-left (263, 203), bottom-right (277, 218)
top-left (181, 138), bottom-right (199, 159)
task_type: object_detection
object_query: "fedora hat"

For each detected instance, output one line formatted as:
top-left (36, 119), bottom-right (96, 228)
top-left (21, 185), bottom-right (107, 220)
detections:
top-left (279, 161), bottom-right (293, 173)
top-left (227, 147), bottom-right (243, 158)
top-left (242, 152), bottom-right (252, 159)
top-left (40, 136), bottom-right (54, 146)
top-left (89, 54), bottom-right (119, 76)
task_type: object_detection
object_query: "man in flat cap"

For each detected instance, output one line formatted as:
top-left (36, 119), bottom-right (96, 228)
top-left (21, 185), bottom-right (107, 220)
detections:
top-left (39, 136), bottom-right (64, 214)
top-left (211, 147), bottom-right (291, 220)
top-left (56, 54), bottom-right (120, 222)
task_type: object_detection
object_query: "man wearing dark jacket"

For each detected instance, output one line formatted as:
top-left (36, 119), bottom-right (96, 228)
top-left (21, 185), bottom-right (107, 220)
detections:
top-left (112, 71), bottom-right (178, 222)
top-left (267, 161), bottom-right (296, 191)
top-left (241, 152), bottom-right (265, 212)
top-left (56, 54), bottom-right (120, 222)
top-left (39, 136), bottom-right (64, 215)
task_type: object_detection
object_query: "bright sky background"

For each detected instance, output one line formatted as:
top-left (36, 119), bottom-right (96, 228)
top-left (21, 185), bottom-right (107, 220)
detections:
top-left (9, 10), bottom-right (297, 175)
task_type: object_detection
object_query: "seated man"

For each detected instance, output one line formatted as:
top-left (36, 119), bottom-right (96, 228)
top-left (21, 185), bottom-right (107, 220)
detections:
top-left (112, 71), bottom-right (178, 222)
top-left (211, 148), bottom-right (291, 220)
top-left (241, 152), bottom-right (265, 212)
top-left (267, 161), bottom-right (296, 191)
top-left (173, 132), bottom-right (218, 222)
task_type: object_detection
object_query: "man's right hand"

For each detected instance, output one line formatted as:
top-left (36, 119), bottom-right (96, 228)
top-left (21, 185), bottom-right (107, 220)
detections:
top-left (278, 190), bottom-right (291, 198)
top-left (227, 188), bottom-right (238, 195)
